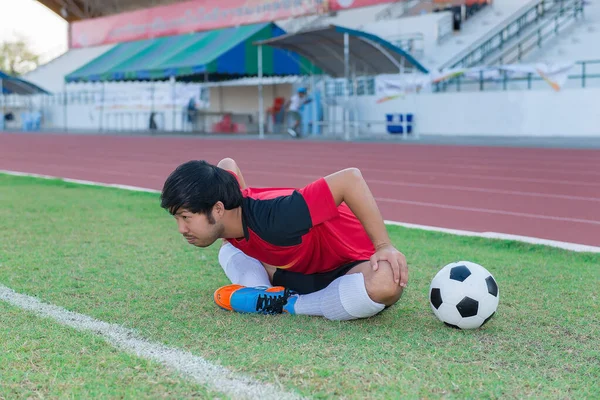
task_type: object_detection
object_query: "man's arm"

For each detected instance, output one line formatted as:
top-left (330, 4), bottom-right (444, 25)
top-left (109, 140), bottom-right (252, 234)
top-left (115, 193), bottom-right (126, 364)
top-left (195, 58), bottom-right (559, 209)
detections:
top-left (217, 158), bottom-right (247, 190)
top-left (324, 168), bottom-right (408, 287)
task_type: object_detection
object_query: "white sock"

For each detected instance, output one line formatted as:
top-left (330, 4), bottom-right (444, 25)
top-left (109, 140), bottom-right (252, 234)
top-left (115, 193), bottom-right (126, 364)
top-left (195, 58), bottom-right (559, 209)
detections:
top-left (293, 273), bottom-right (385, 321)
top-left (218, 243), bottom-right (272, 287)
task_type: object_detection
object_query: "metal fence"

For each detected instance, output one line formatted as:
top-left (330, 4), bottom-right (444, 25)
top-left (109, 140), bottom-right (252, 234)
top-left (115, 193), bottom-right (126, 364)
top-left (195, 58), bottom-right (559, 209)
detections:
top-left (2, 60), bottom-right (600, 136)
top-left (434, 60), bottom-right (600, 92)
top-left (441, 0), bottom-right (584, 69)
top-left (320, 59), bottom-right (600, 96)
top-left (0, 91), bottom-right (257, 134)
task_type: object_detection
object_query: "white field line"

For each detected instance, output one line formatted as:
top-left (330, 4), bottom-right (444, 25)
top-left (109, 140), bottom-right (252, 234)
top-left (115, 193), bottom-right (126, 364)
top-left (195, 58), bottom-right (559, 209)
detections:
top-left (0, 284), bottom-right (305, 400)
top-left (383, 221), bottom-right (600, 253)
top-left (2, 169), bottom-right (599, 254)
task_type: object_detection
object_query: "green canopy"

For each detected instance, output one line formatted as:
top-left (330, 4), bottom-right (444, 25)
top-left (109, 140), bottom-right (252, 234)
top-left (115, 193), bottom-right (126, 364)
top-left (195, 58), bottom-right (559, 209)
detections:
top-left (65, 23), bottom-right (320, 83)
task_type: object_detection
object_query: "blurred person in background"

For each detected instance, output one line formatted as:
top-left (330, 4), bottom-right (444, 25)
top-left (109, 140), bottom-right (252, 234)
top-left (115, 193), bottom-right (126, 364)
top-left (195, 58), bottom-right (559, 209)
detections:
top-left (285, 87), bottom-right (311, 138)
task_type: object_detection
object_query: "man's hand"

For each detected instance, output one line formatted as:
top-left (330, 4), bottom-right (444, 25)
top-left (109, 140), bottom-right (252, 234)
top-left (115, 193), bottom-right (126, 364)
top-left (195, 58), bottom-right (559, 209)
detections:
top-left (370, 244), bottom-right (408, 288)
top-left (323, 168), bottom-right (408, 288)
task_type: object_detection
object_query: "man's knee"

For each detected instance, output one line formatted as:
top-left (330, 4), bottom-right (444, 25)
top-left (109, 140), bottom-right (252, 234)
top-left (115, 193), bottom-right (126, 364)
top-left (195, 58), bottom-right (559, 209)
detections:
top-left (364, 261), bottom-right (404, 306)
top-left (261, 262), bottom-right (277, 281)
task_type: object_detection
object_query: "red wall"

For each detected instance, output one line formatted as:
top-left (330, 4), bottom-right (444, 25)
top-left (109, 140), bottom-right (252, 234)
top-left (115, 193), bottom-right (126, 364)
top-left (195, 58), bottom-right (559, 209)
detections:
top-left (70, 0), bottom-right (400, 48)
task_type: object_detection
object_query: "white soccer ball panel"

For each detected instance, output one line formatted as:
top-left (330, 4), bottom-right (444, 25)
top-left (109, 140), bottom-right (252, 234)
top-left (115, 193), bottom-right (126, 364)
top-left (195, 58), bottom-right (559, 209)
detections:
top-left (477, 294), bottom-right (499, 319)
top-left (456, 262), bottom-right (490, 287)
top-left (430, 278), bottom-right (465, 306)
top-left (458, 315), bottom-right (485, 330)
top-left (436, 302), bottom-right (462, 326)
top-left (458, 279), bottom-right (491, 306)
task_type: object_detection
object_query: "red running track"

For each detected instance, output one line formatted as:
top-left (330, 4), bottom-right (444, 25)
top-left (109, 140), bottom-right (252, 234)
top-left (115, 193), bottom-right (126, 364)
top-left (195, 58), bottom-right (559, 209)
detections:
top-left (2, 132), bottom-right (600, 247)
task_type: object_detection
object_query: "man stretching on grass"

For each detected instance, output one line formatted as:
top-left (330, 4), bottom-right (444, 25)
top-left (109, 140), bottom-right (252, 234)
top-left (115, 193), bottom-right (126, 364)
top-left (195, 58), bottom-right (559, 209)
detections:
top-left (160, 158), bottom-right (408, 320)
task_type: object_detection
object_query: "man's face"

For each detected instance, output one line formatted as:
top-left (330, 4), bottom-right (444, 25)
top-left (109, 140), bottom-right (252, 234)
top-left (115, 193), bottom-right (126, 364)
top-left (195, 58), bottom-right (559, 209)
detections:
top-left (174, 208), bottom-right (224, 248)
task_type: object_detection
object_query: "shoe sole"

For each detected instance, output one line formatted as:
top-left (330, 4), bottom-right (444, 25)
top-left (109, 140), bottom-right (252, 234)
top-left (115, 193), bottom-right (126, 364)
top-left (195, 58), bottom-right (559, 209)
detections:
top-left (213, 284), bottom-right (244, 311)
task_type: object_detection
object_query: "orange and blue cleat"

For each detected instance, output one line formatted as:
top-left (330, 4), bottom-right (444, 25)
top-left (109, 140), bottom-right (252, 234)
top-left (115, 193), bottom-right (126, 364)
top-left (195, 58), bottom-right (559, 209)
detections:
top-left (214, 284), bottom-right (297, 315)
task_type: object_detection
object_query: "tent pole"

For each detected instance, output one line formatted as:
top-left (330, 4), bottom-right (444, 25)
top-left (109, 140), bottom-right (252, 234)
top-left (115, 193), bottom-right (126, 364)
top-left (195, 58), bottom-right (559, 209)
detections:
top-left (170, 76), bottom-right (176, 132)
top-left (311, 70), bottom-right (317, 136)
top-left (351, 68), bottom-right (357, 138)
top-left (202, 71), bottom-right (209, 134)
top-left (63, 81), bottom-right (68, 132)
top-left (258, 44), bottom-right (265, 139)
top-left (0, 78), bottom-right (4, 131)
top-left (344, 32), bottom-right (350, 141)
top-left (99, 82), bottom-right (105, 132)
top-left (150, 80), bottom-right (156, 133)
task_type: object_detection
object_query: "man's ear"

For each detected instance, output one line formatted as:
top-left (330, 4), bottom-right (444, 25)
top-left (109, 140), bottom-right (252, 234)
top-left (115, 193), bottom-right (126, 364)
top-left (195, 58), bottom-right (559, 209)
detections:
top-left (213, 201), bottom-right (226, 219)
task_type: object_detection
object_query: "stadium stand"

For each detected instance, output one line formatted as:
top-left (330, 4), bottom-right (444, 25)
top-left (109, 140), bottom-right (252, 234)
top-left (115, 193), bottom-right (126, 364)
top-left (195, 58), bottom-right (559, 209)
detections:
top-left (3, 0), bottom-right (598, 138)
top-left (524, 0), bottom-right (600, 63)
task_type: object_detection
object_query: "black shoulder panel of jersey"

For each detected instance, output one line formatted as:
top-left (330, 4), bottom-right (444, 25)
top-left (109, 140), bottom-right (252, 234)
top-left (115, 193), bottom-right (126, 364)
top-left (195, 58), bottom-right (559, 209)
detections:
top-left (242, 191), bottom-right (313, 246)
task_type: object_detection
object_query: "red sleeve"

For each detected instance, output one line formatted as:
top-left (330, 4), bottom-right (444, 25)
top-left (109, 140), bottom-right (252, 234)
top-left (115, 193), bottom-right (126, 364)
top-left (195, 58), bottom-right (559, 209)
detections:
top-left (298, 178), bottom-right (339, 226)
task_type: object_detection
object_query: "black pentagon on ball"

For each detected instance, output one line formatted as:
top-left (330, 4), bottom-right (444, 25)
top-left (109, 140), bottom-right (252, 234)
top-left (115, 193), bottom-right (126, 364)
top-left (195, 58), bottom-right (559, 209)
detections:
top-left (430, 288), bottom-right (442, 309)
top-left (450, 265), bottom-right (471, 282)
top-left (456, 296), bottom-right (479, 318)
top-left (486, 276), bottom-right (498, 297)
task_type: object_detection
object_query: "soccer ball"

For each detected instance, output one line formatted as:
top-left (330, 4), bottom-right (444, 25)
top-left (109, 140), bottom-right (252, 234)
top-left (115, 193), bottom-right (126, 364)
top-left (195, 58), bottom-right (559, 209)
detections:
top-left (429, 261), bottom-right (499, 330)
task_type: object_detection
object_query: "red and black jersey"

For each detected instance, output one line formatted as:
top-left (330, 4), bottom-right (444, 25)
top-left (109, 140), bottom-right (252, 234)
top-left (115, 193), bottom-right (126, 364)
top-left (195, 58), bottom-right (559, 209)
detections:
top-left (226, 173), bottom-right (375, 274)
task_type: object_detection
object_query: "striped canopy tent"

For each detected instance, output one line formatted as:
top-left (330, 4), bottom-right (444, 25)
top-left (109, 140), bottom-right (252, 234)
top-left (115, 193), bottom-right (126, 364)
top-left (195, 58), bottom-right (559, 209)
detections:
top-left (65, 23), bottom-right (321, 82)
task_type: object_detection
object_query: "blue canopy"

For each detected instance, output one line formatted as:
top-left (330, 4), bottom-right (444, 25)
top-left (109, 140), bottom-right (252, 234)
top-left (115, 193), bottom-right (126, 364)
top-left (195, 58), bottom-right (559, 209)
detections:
top-left (0, 71), bottom-right (49, 94)
top-left (254, 25), bottom-right (429, 77)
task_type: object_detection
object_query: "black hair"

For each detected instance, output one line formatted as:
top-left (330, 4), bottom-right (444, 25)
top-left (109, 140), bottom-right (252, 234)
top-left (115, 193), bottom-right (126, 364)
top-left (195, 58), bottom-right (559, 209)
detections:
top-left (160, 160), bottom-right (242, 216)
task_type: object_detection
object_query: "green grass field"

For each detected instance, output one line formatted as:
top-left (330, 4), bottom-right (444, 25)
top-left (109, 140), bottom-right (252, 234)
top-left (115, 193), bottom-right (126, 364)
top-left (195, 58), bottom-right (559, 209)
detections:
top-left (1, 173), bottom-right (599, 399)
